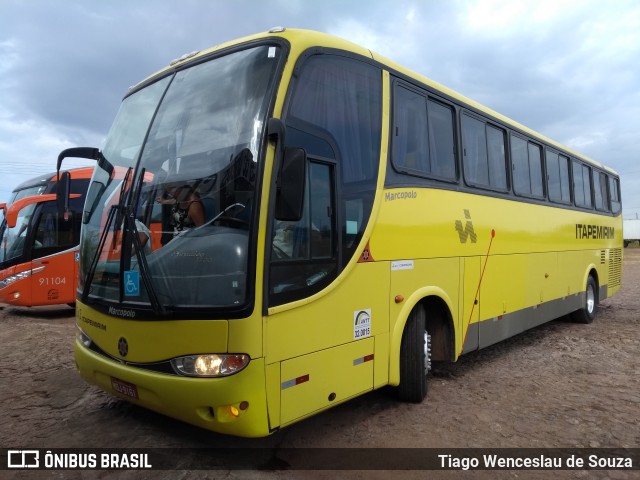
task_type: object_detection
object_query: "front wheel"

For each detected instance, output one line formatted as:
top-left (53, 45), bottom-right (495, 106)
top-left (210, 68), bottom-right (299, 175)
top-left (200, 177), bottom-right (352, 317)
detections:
top-left (572, 276), bottom-right (598, 324)
top-left (398, 305), bottom-right (431, 402)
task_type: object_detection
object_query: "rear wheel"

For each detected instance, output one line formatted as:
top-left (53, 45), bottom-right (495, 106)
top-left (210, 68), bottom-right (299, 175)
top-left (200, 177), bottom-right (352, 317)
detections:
top-left (398, 305), bottom-right (431, 402)
top-left (572, 275), bottom-right (597, 324)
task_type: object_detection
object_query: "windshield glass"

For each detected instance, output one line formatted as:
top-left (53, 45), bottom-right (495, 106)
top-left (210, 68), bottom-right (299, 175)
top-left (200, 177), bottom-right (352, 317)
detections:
top-left (10, 185), bottom-right (48, 205)
top-left (0, 203), bottom-right (37, 264)
top-left (80, 44), bottom-right (280, 312)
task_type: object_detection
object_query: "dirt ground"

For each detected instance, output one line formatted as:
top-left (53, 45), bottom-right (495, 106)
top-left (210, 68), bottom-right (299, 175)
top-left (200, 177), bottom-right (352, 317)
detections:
top-left (1, 249), bottom-right (639, 480)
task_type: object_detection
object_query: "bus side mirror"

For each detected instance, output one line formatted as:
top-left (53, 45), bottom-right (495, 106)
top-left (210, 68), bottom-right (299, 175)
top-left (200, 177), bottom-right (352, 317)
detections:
top-left (57, 171), bottom-right (71, 221)
top-left (275, 147), bottom-right (306, 221)
top-left (57, 147), bottom-right (101, 172)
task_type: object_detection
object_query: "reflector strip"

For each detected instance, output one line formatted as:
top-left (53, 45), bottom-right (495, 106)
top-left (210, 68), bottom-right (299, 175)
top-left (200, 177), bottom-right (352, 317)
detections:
top-left (281, 374), bottom-right (310, 390)
top-left (353, 354), bottom-right (374, 366)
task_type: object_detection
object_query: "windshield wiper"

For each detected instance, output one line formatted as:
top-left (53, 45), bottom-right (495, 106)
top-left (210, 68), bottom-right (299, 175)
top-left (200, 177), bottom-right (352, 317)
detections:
top-left (124, 168), bottom-right (167, 316)
top-left (82, 166), bottom-right (168, 316)
top-left (82, 166), bottom-right (132, 303)
top-left (113, 167), bottom-right (132, 250)
top-left (81, 203), bottom-right (118, 304)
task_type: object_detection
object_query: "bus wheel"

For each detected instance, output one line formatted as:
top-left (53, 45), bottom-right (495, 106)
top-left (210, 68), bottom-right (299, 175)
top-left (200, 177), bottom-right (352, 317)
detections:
top-left (398, 305), bottom-right (431, 402)
top-left (572, 276), bottom-right (597, 324)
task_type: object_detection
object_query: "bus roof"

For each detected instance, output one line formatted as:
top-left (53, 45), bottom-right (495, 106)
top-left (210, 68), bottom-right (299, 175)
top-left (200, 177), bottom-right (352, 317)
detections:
top-left (12, 166), bottom-right (94, 193)
top-left (133, 28), bottom-right (617, 177)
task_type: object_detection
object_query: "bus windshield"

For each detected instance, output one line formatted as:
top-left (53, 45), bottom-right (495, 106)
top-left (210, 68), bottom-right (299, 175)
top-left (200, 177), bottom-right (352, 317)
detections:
top-left (80, 44), bottom-right (281, 313)
top-left (0, 203), bottom-right (37, 264)
top-left (11, 185), bottom-right (47, 204)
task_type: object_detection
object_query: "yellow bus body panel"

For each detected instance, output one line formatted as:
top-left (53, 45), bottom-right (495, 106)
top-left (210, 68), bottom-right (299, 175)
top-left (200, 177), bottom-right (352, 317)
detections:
top-left (76, 303), bottom-right (229, 363)
top-left (280, 337), bottom-right (375, 426)
top-left (373, 186), bottom-right (621, 378)
top-left (74, 339), bottom-right (270, 437)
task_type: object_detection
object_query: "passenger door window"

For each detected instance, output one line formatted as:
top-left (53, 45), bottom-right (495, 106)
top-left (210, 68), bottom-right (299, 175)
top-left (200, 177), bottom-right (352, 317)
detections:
top-left (269, 53), bottom-right (382, 307)
top-left (270, 161), bottom-right (336, 303)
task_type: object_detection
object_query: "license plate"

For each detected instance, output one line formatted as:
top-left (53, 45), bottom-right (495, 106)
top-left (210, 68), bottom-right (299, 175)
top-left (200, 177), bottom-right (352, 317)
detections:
top-left (111, 377), bottom-right (139, 400)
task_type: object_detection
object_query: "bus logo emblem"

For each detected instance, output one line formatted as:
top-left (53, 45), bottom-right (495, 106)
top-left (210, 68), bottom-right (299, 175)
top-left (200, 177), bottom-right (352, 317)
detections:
top-left (118, 337), bottom-right (129, 357)
top-left (455, 209), bottom-right (477, 243)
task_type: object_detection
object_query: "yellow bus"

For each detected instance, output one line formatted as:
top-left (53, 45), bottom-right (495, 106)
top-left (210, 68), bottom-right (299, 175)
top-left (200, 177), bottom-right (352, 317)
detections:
top-left (65, 28), bottom-right (623, 437)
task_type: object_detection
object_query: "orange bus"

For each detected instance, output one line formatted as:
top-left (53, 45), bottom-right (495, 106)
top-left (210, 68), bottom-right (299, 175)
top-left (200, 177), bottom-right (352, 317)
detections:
top-left (0, 167), bottom-right (93, 307)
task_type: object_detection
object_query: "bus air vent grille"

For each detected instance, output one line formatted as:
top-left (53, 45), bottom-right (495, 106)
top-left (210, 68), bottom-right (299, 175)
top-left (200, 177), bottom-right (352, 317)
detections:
top-left (608, 248), bottom-right (622, 288)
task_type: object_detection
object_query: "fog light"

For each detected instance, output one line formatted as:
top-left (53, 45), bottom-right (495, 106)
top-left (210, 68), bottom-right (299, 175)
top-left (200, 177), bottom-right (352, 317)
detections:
top-left (214, 403), bottom-right (247, 423)
top-left (76, 327), bottom-right (92, 348)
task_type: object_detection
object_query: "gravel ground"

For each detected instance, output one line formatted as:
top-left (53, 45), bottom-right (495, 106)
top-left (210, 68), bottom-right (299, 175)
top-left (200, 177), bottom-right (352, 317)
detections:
top-left (1, 249), bottom-right (638, 480)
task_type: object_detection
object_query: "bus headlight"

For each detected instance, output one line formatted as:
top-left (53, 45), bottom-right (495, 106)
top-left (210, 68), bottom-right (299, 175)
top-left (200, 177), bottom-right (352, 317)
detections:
top-left (1, 270), bottom-right (32, 287)
top-left (170, 354), bottom-right (250, 377)
top-left (1, 266), bottom-right (44, 287)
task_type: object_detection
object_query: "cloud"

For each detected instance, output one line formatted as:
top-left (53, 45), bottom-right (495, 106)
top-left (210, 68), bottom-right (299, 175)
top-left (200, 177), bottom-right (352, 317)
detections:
top-left (0, 0), bottom-right (638, 217)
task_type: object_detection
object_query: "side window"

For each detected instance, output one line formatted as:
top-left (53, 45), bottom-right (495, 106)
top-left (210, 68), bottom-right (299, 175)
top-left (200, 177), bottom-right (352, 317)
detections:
top-left (272, 54), bottom-right (382, 306)
top-left (287, 55), bottom-right (381, 267)
top-left (528, 143), bottom-right (543, 197)
top-left (609, 176), bottom-right (621, 214)
top-left (486, 125), bottom-right (507, 190)
top-left (462, 114), bottom-right (488, 186)
top-left (573, 160), bottom-right (593, 208)
top-left (32, 201), bottom-right (76, 259)
top-left (393, 86), bottom-right (429, 174)
top-left (593, 171), bottom-right (609, 212)
top-left (546, 151), bottom-right (561, 202)
top-left (546, 150), bottom-right (572, 204)
top-left (511, 136), bottom-right (529, 195)
top-left (270, 162), bottom-right (336, 301)
top-left (462, 114), bottom-right (507, 190)
top-left (392, 85), bottom-right (456, 181)
top-left (511, 135), bottom-right (543, 198)
top-left (427, 99), bottom-right (456, 180)
top-left (558, 154), bottom-right (571, 203)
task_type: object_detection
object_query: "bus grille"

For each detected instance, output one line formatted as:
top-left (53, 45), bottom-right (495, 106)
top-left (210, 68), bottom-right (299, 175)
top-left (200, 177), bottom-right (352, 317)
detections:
top-left (608, 248), bottom-right (622, 288)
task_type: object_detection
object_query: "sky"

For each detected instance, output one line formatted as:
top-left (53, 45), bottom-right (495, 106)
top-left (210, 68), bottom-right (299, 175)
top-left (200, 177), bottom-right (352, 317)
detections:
top-left (1, 0), bottom-right (639, 219)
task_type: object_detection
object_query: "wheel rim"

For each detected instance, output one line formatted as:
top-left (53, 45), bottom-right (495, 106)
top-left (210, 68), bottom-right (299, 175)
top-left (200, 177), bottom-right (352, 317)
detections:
top-left (586, 283), bottom-right (595, 315)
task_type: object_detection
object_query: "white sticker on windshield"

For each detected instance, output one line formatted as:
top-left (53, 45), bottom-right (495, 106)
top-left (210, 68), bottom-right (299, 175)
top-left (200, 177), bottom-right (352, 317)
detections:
top-left (268, 47), bottom-right (276, 58)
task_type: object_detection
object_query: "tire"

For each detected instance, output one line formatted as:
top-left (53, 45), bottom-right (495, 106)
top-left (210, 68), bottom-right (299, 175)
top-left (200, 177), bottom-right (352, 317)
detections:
top-left (398, 305), bottom-right (430, 402)
top-left (572, 276), bottom-right (597, 324)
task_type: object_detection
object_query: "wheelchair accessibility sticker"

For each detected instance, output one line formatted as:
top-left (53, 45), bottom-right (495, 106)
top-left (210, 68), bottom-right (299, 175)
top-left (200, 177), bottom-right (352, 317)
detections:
top-left (124, 271), bottom-right (140, 297)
